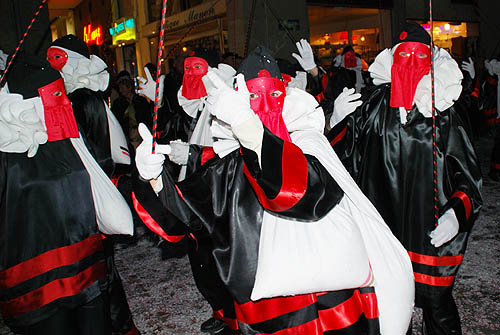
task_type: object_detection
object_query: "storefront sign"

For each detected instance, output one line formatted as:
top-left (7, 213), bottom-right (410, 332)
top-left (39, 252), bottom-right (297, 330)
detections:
top-left (162, 0), bottom-right (225, 31)
top-left (110, 18), bottom-right (136, 45)
top-left (83, 24), bottom-right (103, 46)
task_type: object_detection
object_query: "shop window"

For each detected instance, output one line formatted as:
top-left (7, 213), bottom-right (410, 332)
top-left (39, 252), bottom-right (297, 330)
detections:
top-left (413, 20), bottom-right (479, 60)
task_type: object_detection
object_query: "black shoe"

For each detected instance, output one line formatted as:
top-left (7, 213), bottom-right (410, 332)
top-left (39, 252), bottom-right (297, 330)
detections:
top-left (158, 239), bottom-right (188, 260)
top-left (200, 317), bottom-right (226, 333)
top-left (213, 326), bottom-right (240, 335)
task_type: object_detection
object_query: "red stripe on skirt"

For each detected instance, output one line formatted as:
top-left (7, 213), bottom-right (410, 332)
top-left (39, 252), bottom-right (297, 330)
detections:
top-left (414, 272), bottom-right (455, 287)
top-left (0, 234), bottom-right (103, 289)
top-left (1, 261), bottom-right (106, 317)
top-left (408, 251), bottom-right (464, 266)
top-left (235, 294), bottom-right (317, 325)
top-left (319, 291), bottom-right (378, 331)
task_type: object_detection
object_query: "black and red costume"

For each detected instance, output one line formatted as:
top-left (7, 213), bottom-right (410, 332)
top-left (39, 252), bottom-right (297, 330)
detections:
top-left (0, 54), bottom-right (110, 335)
top-left (327, 24), bottom-right (482, 334)
top-left (133, 46), bottom-right (415, 335)
top-left (47, 34), bottom-right (139, 335)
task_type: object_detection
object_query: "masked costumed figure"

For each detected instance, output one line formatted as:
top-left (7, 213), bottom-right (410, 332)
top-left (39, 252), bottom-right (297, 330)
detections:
top-left (47, 34), bottom-right (140, 335)
top-left (135, 49), bottom-right (238, 334)
top-left (132, 46), bottom-right (415, 335)
top-left (0, 53), bottom-right (133, 335)
top-left (479, 58), bottom-right (500, 180)
top-left (327, 23), bottom-right (482, 334)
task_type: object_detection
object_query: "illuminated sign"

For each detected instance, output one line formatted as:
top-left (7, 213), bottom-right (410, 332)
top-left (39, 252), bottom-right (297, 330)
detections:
top-left (110, 18), bottom-right (136, 45)
top-left (83, 24), bottom-right (103, 46)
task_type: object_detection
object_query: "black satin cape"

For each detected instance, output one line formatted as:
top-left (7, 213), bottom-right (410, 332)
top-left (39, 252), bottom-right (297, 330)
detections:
top-left (133, 128), bottom-right (381, 334)
top-left (327, 83), bottom-right (482, 303)
top-left (0, 140), bottom-right (105, 330)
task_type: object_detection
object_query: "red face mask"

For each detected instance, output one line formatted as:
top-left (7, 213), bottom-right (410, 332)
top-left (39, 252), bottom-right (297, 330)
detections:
top-left (181, 57), bottom-right (209, 100)
top-left (343, 50), bottom-right (357, 68)
top-left (390, 42), bottom-right (431, 110)
top-left (38, 78), bottom-right (79, 141)
top-left (246, 70), bottom-right (290, 142)
top-left (47, 47), bottom-right (68, 71)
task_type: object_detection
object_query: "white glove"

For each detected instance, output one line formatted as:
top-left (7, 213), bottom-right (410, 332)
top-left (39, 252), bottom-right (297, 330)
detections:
top-left (135, 123), bottom-right (171, 180)
top-left (430, 208), bottom-right (459, 248)
top-left (292, 39), bottom-right (316, 71)
top-left (137, 67), bottom-right (165, 104)
top-left (461, 57), bottom-right (475, 80)
top-left (329, 87), bottom-right (362, 128)
top-left (168, 140), bottom-right (189, 165)
top-left (204, 71), bottom-right (254, 128)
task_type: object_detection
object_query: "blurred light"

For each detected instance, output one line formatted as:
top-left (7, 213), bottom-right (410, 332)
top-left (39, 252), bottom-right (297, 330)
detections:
top-left (131, 62), bottom-right (135, 66)
top-left (444, 23), bottom-right (451, 31)
top-left (182, 46), bottom-right (188, 52)
top-left (150, 41), bottom-right (154, 45)
top-left (360, 36), bottom-right (365, 42)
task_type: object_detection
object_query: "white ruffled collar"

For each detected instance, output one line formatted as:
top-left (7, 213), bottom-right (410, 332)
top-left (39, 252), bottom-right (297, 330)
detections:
top-left (211, 87), bottom-right (323, 158)
top-left (53, 47), bottom-right (110, 94)
top-left (368, 46), bottom-right (463, 121)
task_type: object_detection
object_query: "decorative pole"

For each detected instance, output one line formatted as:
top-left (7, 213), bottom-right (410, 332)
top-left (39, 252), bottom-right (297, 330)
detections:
top-left (429, 0), bottom-right (439, 226)
top-left (152, 0), bottom-right (168, 153)
top-left (0, 0), bottom-right (49, 87)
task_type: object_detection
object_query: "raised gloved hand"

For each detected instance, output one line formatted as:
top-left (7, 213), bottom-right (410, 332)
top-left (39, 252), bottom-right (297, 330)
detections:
top-left (461, 57), bottom-right (475, 80)
top-left (137, 67), bottom-right (165, 104)
top-left (168, 140), bottom-right (189, 165)
top-left (430, 208), bottom-right (459, 248)
top-left (329, 87), bottom-right (362, 128)
top-left (292, 39), bottom-right (316, 71)
top-left (204, 71), bottom-right (254, 128)
top-left (135, 123), bottom-right (171, 180)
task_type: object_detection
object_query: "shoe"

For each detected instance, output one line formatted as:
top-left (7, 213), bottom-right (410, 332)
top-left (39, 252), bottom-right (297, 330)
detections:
top-left (158, 239), bottom-right (188, 260)
top-left (489, 170), bottom-right (499, 181)
top-left (214, 326), bottom-right (240, 334)
top-left (200, 317), bottom-right (226, 333)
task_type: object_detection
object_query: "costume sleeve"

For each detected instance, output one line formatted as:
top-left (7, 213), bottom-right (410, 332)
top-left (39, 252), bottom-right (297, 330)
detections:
top-left (325, 85), bottom-right (384, 179)
top-left (186, 145), bottom-right (216, 176)
top-left (69, 89), bottom-right (114, 176)
top-left (241, 127), bottom-right (344, 220)
top-left (131, 169), bottom-right (192, 243)
top-left (439, 110), bottom-right (483, 232)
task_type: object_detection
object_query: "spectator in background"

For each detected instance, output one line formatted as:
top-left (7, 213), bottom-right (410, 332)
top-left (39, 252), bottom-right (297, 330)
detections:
top-left (221, 51), bottom-right (243, 70)
top-left (111, 70), bottom-right (152, 149)
top-left (480, 57), bottom-right (500, 181)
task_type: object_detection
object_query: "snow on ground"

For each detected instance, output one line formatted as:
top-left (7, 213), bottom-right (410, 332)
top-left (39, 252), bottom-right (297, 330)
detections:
top-left (1, 136), bottom-right (498, 335)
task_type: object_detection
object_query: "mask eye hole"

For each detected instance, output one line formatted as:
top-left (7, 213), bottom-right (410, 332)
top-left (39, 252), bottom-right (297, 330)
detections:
top-left (193, 64), bottom-right (202, 69)
top-left (398, 51), bottom-right (410, 57)
top-left (270, 90), bottom-right (282, 98)
top-left (249, 93), bottom-right (259, 99)
top-left (416, 53), bottom-right (428, 59)
top-left (52, 91), bottom-right (62, 97)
